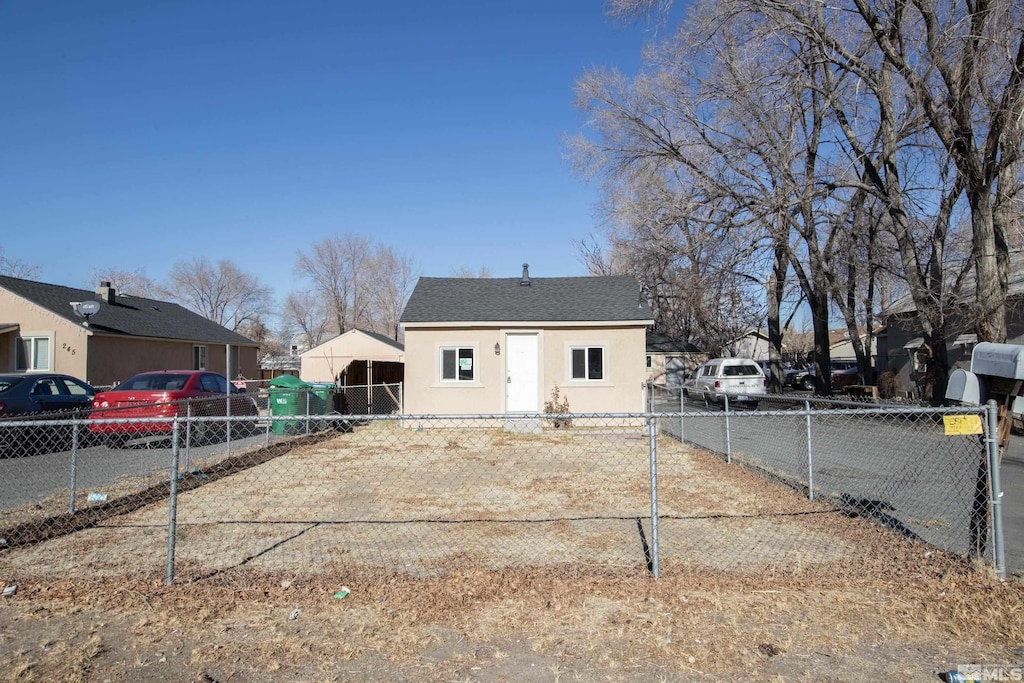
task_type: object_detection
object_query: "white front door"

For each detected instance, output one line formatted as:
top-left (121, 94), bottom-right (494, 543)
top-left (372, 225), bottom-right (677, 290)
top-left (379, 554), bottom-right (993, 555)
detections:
top-left (506, 334), bottom-right (539, 412)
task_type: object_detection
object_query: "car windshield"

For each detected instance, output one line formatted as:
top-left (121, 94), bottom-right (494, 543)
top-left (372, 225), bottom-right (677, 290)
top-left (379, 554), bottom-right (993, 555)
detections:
top-left (116, 373), bottom-right (192, 391)
top-left (723, 364), bottom-right (761, 377)
top-left (0, 377), bottom-right (26, 394)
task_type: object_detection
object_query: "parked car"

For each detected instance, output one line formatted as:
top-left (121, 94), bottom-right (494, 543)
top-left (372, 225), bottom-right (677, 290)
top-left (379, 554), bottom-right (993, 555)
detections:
top-left (831, 365), bottom-right (863, 390)
top-left (88, 370), bottom-right (258, 445)
top-left (787, 360), bottom-right (859, 391)
top-left (0, 373), bottom-right (97, 455)
top-left (0, 373), bottom-right (96, 417)
top-left (683, 358), bottom-right (766, 408)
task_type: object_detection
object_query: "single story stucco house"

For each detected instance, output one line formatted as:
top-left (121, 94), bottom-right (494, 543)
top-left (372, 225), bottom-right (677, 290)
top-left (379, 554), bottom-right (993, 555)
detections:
top-left (398, 266), bottom-right (654, 417)
top-left (0, 276), bottom-right (259, 387)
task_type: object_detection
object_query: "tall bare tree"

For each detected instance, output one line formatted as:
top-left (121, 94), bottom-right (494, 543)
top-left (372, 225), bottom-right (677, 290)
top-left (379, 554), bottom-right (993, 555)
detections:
top-left (450, 266), bottom-right (493, 278)
top-left (164, 257), bottom-right (272, 332)
top-left (370, 247), bottom-right (416, 340)
top-left (87, 268), bottom-right (160, 298)
top-left (289, 234), bottom-right (419, 343)
top-left (282, 290), bottom-right (332, 350)
top-left (294, 234), bottom-right (373, 335)
top-left (0, 248), bottom-right (38, 279)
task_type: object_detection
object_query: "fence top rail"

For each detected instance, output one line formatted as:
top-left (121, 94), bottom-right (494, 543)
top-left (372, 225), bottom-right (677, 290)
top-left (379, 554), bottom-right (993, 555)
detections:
top-left (0, 405), bottom-right (988, 426)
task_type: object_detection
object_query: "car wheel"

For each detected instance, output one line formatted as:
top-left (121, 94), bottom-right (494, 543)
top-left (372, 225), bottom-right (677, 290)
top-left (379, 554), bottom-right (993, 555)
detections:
top-left (800, 377), bottom-right (815, 391)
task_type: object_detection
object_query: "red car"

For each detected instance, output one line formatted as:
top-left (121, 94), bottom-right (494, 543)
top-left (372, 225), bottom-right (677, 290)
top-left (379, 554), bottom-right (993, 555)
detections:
top-left (831, 365), bottom-right (863, 390)
top-left (88, 370), bottom-right (258, 443)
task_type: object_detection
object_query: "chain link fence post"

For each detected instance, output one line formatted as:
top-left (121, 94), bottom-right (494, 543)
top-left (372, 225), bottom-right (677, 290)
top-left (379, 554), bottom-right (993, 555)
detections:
top-left (184, 400), bottom-right (192, 472)
top-left (68, 421), bottom-right (79, 515)
top-left (305, 390), bottom-right (311, 436)
top-left (985, 400), bottom-right (1006, 580)
top-left (225, 388), bottom-right (232, 454)
top-left (724, 394), bottom-right (732, 464)
top-left (679, 385), bottom-right (685, 444)
top-left (648, 402), bottom-right (660, 578)
top-left (165, 417), bottom-right (181, 585)
top-left (805, 399), bottom-right (814, 500)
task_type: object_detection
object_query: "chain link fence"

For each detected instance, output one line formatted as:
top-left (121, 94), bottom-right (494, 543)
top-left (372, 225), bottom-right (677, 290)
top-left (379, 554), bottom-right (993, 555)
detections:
top-left (0, 396), bottom-right (1007, 587)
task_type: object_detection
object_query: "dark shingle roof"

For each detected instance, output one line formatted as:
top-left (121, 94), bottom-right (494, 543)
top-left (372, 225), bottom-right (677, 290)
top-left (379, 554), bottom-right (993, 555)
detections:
top-left (400, 275), bottom-right (654, 324)
top-left (883, 252), bottom-right (1024, 316)
top-left (0, 275), bottom-right (256, 346)
top-left (646, 331), bottom-right (700, 354)
top-left (354, 328), bottom-right (405, 351)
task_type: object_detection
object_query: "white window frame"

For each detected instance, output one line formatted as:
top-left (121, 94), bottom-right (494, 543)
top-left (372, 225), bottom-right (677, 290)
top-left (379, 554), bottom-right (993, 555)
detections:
top-left (570, 345), bottom-right (605, 381)
top-left (193, 345), bottom-right (208, 371)
top-left (16, 333), bottom-right (53, 372)
top-left (439, 346), bottom-right (476, 383)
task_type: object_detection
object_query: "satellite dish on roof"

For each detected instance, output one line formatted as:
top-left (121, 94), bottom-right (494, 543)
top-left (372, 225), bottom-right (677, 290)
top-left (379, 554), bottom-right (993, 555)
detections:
top-left (70, 300), bottom-right (101, 326)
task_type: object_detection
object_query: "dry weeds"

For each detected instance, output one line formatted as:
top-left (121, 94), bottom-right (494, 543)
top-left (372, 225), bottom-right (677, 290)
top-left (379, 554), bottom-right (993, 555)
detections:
top-left (1, 422), bottom-right (1022, 681)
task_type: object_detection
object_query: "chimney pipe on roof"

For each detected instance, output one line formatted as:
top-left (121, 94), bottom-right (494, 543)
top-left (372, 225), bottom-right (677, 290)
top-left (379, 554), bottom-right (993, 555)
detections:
top-left (96, 281), bottom-right (115, 304)
top-left (520, 263), bottom-right (530, 286)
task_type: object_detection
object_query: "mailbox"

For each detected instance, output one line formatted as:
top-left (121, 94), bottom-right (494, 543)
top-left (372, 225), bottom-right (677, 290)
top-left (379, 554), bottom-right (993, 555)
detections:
top-left (946, 341), bottom-right (1024, 414)
top-left (946, 368), bottom-right (985, 404)
top-left (970, 342), bottom-right (1024, 380)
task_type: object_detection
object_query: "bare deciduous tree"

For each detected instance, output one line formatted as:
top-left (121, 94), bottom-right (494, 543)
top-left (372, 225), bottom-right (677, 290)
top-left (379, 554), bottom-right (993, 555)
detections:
top-left (164, 257), bottom-right (272, 332)
top-left (87, 268), bottom-right (160, 298)
top-left (370, 247), bottom-right (416, 341)
top-left (289, 234), bottom-right (419, 344)
top-left (450, 266), bottom-right (493, 278)
top-left (282, 290), bottom-right (332, 350)
top-left (294, 234), bottom-right (373, 335)
top-left (0, 248), bottom-right (38, 279)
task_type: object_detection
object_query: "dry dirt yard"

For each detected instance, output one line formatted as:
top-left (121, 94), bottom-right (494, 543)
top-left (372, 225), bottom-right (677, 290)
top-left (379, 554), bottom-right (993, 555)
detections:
top-left (1, 424), bottom-right (1022, 682)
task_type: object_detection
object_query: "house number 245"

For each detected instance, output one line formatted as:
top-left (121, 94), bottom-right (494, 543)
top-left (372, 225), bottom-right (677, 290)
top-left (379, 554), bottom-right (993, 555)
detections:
top-left (62, 342), bottom-right (76, 356)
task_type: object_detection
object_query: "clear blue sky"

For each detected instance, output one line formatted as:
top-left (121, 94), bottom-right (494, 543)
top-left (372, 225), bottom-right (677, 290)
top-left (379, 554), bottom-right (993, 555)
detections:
top-left (0, 1), bottom-right (653, 313)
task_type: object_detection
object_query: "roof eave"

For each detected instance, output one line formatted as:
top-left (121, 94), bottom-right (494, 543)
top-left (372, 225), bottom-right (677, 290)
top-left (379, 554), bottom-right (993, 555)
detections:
top-left (401, 319), bottom-right (654, 329)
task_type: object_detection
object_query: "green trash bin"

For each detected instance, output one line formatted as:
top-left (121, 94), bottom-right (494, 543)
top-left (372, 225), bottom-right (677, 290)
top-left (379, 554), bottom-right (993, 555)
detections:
top-left (269, 375), bottom-right (317, 435)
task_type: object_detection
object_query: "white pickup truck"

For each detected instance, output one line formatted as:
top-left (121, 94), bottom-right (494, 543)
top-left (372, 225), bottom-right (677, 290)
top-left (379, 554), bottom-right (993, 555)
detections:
top-left (683, 358), bottom-right (767, 408)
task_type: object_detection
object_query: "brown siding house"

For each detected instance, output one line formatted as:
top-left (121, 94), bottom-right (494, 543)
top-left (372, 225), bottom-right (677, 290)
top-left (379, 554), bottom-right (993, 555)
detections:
top-left (0, 276), bottom-right (259, 387)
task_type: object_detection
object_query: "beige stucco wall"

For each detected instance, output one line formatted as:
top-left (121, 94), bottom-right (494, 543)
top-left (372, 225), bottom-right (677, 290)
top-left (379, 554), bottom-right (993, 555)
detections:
top-left (300, 330), bottom-right (405, 383)
top-left (402, 323), bottom-right (648, 416)
top-left (646, 351), bottom-right (707, 384)
top-left (0, 288), bottom-right (90, 378)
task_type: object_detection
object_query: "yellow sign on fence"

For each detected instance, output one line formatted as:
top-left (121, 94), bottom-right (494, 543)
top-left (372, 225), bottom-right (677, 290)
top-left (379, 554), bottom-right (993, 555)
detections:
top-left (943, 414), bottom-right (984, 435)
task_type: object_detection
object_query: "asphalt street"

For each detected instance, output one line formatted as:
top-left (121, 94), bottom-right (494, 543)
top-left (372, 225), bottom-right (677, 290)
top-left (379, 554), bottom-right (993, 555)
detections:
top-left (655, 394), bottom-right (1023, 579)
top-left (0, 427), bottom-right (276, 511)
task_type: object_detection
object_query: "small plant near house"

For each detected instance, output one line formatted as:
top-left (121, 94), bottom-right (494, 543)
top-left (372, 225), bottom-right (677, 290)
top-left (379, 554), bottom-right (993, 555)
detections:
top-left (544, 385), bottom-right (572, 429)
top-left (878, 370), bottom-right (899, 400)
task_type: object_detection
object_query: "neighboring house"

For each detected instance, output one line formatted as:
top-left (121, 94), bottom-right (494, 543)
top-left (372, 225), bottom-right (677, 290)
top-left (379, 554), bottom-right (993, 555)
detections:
top-left (0, 276), bottom-right (259, 387)
top-left (878, 257), bottom-right (1024, 396)
top-left (399, 266), bottom-right (654, 416)
top-left (721, 329), bottom-right (770, 360)
top-left (300, 328), bottom-right (405, 385)
top-left (258, 353), bottom-right (300, 380)
top-left (258, 332), bottom-right (308, 380)
top-left (646, 331), bottom-right (705, 386)
top-left (828, 327), bottom-right (877, 363)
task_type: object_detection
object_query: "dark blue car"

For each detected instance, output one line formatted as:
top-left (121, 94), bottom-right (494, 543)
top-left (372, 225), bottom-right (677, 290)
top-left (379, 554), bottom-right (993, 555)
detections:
top-left (0, 373), bottom-right (96, 455)
top-left (0, 373), bottom-right (96, 417)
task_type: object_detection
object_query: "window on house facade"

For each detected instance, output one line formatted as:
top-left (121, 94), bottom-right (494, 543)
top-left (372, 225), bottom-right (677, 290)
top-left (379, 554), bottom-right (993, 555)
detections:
top-left (193, 345), bottom-right (208, 371)
top-left (571, 346), bottom-right (604, 381)
top-left (645, 355), bottom-right (653, 369)
top-left (16, 335), bottom-right (51, 371)
top-left (440, 347), bottom-right (475, 382)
